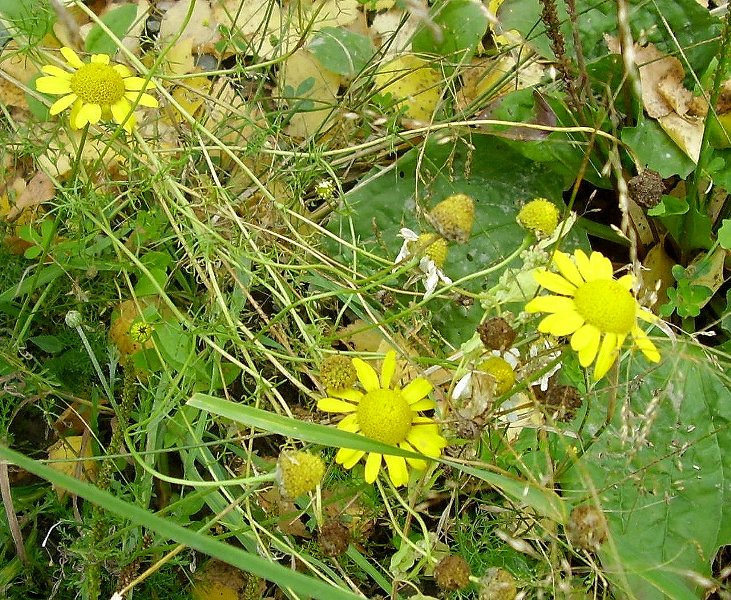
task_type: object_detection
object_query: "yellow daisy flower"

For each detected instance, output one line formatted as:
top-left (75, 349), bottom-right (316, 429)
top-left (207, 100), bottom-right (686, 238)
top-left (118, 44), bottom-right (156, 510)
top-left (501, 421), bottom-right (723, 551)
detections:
top-left (36, 47), bottom-right (158, 132)
top-left (526, 249), bottom-right (660, 380)
top-left (317, 351), bottom-right (447, 487)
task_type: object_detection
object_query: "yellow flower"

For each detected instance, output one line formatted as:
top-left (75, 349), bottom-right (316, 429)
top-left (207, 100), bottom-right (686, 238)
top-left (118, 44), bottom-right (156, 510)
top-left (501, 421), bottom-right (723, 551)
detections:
top-left (526, 250), bottom-right (660, 380)
top-left (36, 47), bottom-right (158, 132)
top-left (317, 351), bottom-right (447, 487)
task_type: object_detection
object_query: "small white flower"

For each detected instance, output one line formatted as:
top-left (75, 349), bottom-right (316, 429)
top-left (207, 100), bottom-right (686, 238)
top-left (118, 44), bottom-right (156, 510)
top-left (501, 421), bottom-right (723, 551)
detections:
top-left (395, 228), bottom-right (451, 298)
top-left (525, 337), bottom-right (562, 391)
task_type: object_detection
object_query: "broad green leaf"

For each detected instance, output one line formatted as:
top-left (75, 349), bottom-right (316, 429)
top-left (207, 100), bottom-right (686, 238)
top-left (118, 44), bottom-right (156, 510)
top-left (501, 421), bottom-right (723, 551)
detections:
top-left (188, 394), bottom-right (567, 522)
top-left (622, 119), bottom-right (696, 179)
top-left (85, 3), bottom-right (138, 55)
top-left (0, 445), bottom-right (362, 600)
top-left (647, 195), bottom-right (689, 217)
top-left (308, 27), bottom-right (375, 77)
top-left (561, 340), bottom-right (731, 600)
top-left (324, 134), bottom-right (586, 346)
top-left (412, 0), bottom-right (489, 65)
top-left (718, 219), bottom-right (731, 250)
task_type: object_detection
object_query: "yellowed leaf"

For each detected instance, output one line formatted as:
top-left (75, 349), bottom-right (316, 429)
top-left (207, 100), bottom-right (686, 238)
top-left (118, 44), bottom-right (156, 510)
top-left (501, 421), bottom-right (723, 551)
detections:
top-left (641, 242), bottom-right (675, 311)
top-left (0, 42), bottom-right (39, 108)
top-left (279, 49), bottom-right (340, 138)
top-left (459, 55), bottom-right (543, 109)
top-left (370, 10), bottom-right (417, 58)
top-left (191, 559), bottom-right (261, 600)
top-left (159, 0), bottom-right (219, 53)
top-left (374, 54), bottom-right (442, 122)
top-left (309, 0), bottom-right (360, 29)
top-left (657, 112), bottom-right (703, 163)
top-left (47, 436), bottom-right (97, 499)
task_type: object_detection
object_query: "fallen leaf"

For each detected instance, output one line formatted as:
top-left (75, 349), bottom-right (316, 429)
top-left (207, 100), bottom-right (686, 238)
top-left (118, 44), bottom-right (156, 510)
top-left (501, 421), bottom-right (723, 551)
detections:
top-left (374, 54), bottom-right (442, 122)
top-left (191, 559), bottom-right (263, 600)
top-left (5, 171), bottom-right (55, 223)
top-left (47, 435), bottom-right (97, 500)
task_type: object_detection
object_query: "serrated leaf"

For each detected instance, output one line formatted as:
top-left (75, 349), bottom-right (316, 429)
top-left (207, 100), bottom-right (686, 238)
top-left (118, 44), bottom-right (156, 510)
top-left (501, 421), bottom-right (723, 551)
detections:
top-left (560, 341), bottom-right (731, 600)
top-left (85, 3), bottom-right (138, 55)
top-left (308, 27), bottom-right (375, 77)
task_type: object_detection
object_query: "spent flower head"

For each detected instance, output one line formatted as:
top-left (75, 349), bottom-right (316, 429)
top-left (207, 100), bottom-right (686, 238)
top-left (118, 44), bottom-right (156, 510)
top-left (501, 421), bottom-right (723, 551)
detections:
top-left (36, 47), bottom-right (158, 132)
top-left (277, 451), bottom-right (325, 499)
top-left (517, 198), bottom-right (560, 237)
top-left (427, 193), bottom-right (475, 244)
top-left (320, 354), bottom-right (358, 390)
top-left (526, 249), bottom-right (660, 380)
top-left (317, 351), bottom-right (447, 487)
top-left (395, 228), bottom-right (452, 298)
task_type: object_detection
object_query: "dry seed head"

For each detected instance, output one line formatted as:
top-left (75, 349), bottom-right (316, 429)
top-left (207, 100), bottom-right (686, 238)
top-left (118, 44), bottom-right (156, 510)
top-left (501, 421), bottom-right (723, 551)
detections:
top-left (517, 198), bottom-right (559, 236)
top-left (277, 451), bottom-right (325, 499)
top-left (434, 555), bottom-right (471, 591)
top-left (319, 520), bottom-right (350, 557)
top-left (478, 317), bottom-right (517, 352)
top-left (542, 384), bottom-right (582, 421)
top-left (566, 504), bottom-right (608, 552)
top-left (427, 193), bottom-right (475, 244)
top-left (479, 567), bottom-right (517, 600)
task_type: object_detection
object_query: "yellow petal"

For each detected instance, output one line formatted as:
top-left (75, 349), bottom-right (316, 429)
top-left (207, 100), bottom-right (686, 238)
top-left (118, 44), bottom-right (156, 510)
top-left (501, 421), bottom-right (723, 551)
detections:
top-left (60, 47), bottom-right (84, 69)
top-left (111, 98), bottom-right (133, 127)
top-left (114, 64), bottom-right (132, 78)
top-left (525, 295), bottom-right (576, 314)
top-left (402, 377), bottom-right (432, 403)
top-left (637, 308), bottom-right (657, 323)
top-left (573, 249), bottom-right (593, 281)
top-left (406, 425), bottom-right (446, 458)
top-left (577, 326), bottom-right (601, 367)
top-left (409, 398), bottom-right (436, 411)
top-left (317, 397), bottom-right (357, 412)
top-left (49, 93), bottom-right (78, 115)
top-left (91, 54), bottom-right (110, 65)
top-left (337, 413), bottom-right (359, 432)
top-left (36, 76), bottom-right (72, 95)
top-left (537, 311), bottom-right (584, 336)
top-left (384, 455), bottom-right (409, 487)
top-left (353, 358), bottom-right (379, 392)
top-left (327, 387), bottom-right (362, 403)
top-left (41, 65), bottom-right (72, 79)
top-left (364, 452), bottom-right (381, 483)
top-left (69, 100), bottom-right (82, 129)
top-left (400, 441), bottom-right (427, 470)
top-left (571, 323), bottom-right (598, 351)
top-left (77, 103), bottom-right (102, 126)
top-left (587, 251), bottom-right (614, 280)
top-left (336, 447), bottom-right (363, 468)
top-left (593, 333), bottom-right (619, 380)
top-left (553, 251), bottom-right (584, 287)
top-left (617, 273), bottom-right (634, 291)
top-left (533, 270), bottom-right (577, 296)
top-left (633, 326), bottom-right (660, 363)
top-left (125, 91), bottom-right (158, 107)
top-left (380, 351), bottom-right (396, 388)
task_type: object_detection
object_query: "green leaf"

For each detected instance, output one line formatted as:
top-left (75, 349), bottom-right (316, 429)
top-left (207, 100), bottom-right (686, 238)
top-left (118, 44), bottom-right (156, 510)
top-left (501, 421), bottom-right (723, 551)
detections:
top-left (324, 134), bottom-right (586, 346)
top-left (308, 27), bottom-right (375, 77)
top-left (28, 335), bottom-right (65, 354)
top-left (622, 119), bottom-right (696, 179)
top-left (560, 340), bottom-right (731, 600)
top-left (188, 394), bottom-right (567, 523)
top-left (412, 0), bottom-right (489, 64)
top-left (84, 3), bottom-right (138, 55)
top-left (498, 0), bottom-right (720, 76)
top-left (719, 219), bottom-right (731, 250)
top-left (0, 444), bottom-right (362, 600)
top-left (647, 195), bottom-right (689, 217)
top-left (0, 0), bottom-right (54, 42)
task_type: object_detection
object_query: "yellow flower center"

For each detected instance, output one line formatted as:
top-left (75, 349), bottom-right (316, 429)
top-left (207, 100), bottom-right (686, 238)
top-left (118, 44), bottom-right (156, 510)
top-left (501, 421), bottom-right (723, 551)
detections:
top-left (573, 280), bottom-right (636, 334)
top-left (70, 63), bottom-right (125, 106)
top-left (357, 389), bottom-right (412, 445)
top-left (477, 357), bottom-right (516, 396)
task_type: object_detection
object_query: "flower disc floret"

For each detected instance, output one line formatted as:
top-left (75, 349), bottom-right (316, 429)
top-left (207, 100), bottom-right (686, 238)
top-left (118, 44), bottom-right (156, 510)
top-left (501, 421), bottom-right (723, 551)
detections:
top-left (317, 351), bottom-right (447, 487)
top-left (36, 47), bottom-right (158, 132)
top-left (526, 249), bottom-right (660, 380)
top-left (477, 356), bottom-right (516, 396)
top-left (357, 389), bottom-right (412, 444)
top-left (517, 198), bottom-right (560, 236)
